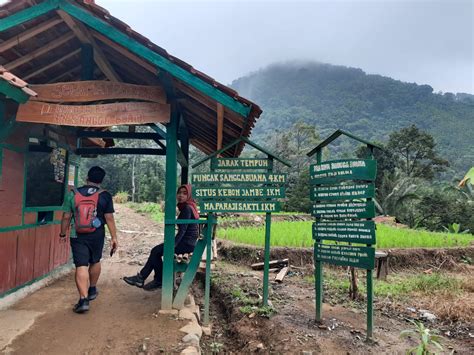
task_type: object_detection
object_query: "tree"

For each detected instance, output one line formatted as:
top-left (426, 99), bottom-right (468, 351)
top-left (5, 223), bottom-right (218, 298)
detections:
top-left (387, 125), bottom-right (448, 180)
top-left (264, 121), bottom-right (320, 212)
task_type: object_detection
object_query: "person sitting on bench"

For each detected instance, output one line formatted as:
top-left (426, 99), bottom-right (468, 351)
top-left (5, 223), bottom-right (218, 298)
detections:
top-left (123, 184), bottom-right (199, 291)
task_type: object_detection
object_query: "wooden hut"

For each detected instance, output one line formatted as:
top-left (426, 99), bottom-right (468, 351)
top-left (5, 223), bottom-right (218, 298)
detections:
top-left (0, 0), bottom-right (262, 304)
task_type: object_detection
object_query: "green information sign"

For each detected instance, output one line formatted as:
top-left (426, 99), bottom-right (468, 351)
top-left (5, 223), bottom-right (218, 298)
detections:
top-left (312, 201), bottom-right (375, 219)
top-left (192, 173), bottom-right (286, 185)
top-left (193, 187), bottom-right (285, 199)
top-left (312, 221), bottom-right (376, 244)
top-left (315, 244), bottom-right (375, 269)
top-left (311, 183), bottom-right (374, 201)
top-left (211, 158), bottom-right (270, 170)
top-left (310, 159), bottom-right (376, 184)
top-left (200, 201), bottom-right (280, 213)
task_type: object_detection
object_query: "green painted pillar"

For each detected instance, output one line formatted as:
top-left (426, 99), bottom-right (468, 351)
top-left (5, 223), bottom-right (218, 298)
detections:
top-left (180, 131), bottom-right (189, 185)
top-left (161, 107), bottom-right (178, 310)
top-left (262, 156), bottom-right (274, 306)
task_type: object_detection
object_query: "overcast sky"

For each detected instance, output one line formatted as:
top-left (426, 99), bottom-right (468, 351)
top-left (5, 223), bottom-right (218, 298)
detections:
top-left (5, 0), bottom-right (472, 93)
top-left (92, 0), bottom-right (472, 94)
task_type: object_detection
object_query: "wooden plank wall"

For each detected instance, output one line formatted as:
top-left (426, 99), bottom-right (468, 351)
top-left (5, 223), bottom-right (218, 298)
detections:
top-left (0, 226), bottom-right (70, 294)
top-left (0, 127), bottom-right (71, 295)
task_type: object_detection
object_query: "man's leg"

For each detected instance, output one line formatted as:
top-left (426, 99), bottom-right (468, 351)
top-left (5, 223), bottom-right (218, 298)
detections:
top-left (89, 262), bottom-right (101, 287)
top-left (75, 266), bottom-right (89, 298)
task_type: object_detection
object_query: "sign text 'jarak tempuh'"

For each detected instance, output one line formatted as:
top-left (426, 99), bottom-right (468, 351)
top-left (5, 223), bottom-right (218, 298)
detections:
top-left (307, 129), bottom-right (382, 341)
top-left (192, 137), bottom-right (291, 307)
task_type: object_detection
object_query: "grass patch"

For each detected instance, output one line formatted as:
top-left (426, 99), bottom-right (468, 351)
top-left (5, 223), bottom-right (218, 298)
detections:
top-left (127, 202), bottom-right (164, 223)
top-left (218, 221), bottom-right (474, 249)
top-left (305, 272), bottom-right (463, 299)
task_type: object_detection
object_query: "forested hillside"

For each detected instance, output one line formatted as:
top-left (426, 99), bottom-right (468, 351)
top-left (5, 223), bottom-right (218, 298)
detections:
top-left (231, 62), bottom-right (473, 177)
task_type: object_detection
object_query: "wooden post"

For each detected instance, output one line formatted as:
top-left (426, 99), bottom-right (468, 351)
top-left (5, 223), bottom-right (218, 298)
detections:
top-left (315, 149), bottom-right (323, 322)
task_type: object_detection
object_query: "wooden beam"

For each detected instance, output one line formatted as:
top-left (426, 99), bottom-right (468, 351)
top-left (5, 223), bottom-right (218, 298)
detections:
top-left (91, 31), bottom-right (158, 75)
top-left (4, 31), bottom-right (75, 71)
top-left (175, 80), bottom-right (245, 128)
top-left (0, 17), bottom-right (63, 52)
top-left (76, 147), bottom-right (166, 155)
top-left (60, 1), bottom-right (251, 117)
top-left (23, 48), bottom-right (80, 80)
top-left (57, 10), bottom-right (121, 82)
top-left (217, 103), bottom-right (224, 151)
top-left (77, 131), bottom-right (164, 140)
top-left (47, 64), bottom-right (81, 83)
top-left (0, 0), bottom-right (60, 32)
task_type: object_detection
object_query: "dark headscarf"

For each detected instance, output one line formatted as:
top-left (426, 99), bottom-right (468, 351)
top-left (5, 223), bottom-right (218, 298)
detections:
top-left (177, 184), bottom-right (199, 219)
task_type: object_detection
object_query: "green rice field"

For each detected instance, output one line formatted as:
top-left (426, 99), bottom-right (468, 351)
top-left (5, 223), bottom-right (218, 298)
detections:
top-left (217, 221), bottom-right (474, 249)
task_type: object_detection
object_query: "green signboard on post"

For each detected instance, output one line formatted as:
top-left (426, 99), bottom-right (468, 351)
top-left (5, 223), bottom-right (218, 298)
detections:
top-left (312, 201), bottom-right (376, 219)
top-left (311, 183), bottom-right (374, 201)
top-left (191, 137), bottom-right (291, 310)
top-left (193, 187), bottom-right (285, 199)
top-left (310, 159), bottom-right (376, 184)
top-left (312, 221), bottom-right (376, 244)
top-left (315, 244), bottom-right (375, 270)
top-left (307, 129), bottom-right (381, 340)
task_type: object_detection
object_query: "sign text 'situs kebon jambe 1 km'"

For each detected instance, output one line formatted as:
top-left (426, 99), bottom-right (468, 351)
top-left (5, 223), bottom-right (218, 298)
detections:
top-left (193, 187), bottom-right (285, 199)
top-left (312, 200), bottom-right (375, 219)
top-left (315, 244), bottom-right (375, 270)
top-left (310, 159), bottom-right (376, 184)
top-left (311, 183), bottom-right (374, 201)
top-left (312, 220), bottom-right (376, 244)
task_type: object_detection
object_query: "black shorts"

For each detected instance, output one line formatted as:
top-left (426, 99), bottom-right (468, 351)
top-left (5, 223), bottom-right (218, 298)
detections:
top-left (70, 235), bottom-right (105, 267)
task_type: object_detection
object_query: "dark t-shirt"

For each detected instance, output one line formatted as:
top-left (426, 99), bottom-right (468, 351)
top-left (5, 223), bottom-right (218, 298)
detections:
top-left (175, 204), bottom-right (199, 247)
top-left (65, 185), bottom-right (114, 238)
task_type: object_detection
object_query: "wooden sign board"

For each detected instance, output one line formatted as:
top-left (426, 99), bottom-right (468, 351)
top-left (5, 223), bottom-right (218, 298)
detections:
top-left (312, 221), bottom-right (376, 244)
top-left (194, 187), bottom-right (285, 199)
top-left (311, 183), bottom-right (375, 201)
top-left (310, 159), bottom-right (376, 184)
top-left (211, 158), bottom-right (271, 170)
top-left (312, 201), bottom-right (375, 219)
top-left (200, 201), bottom-right (280, 213)
top-left (30, 81), bottom-right (166, 104)
top-left (16, 101), bottom-right (170, 127)
top-left (315, 244), bottom-right (375, 269)
top-left (192, 173), bottom-right (286, 185)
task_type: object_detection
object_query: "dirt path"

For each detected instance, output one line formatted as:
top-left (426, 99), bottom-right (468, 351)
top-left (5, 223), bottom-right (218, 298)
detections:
top-left (2, 204), bottom-right (187, 354)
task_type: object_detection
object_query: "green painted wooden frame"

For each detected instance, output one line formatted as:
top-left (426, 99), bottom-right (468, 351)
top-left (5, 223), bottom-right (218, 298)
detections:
top-left (192, 136), bottom-right (291, 168)
top-left (0, 81), bottom-right (30, 104)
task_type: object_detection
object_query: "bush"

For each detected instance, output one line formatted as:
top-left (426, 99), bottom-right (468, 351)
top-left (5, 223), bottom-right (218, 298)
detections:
top-left (113, 191), bottom-right (129, 204)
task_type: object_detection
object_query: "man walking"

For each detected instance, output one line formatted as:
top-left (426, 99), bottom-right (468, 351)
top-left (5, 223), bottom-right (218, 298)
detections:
top-left (60, 166), bottom-right (118, 313)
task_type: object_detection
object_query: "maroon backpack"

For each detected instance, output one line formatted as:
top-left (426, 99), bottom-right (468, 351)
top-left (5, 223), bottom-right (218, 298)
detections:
top-left (73, 188), bottom-right (103, 233)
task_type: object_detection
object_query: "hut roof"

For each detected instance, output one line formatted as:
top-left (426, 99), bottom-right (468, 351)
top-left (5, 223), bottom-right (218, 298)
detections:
top-left (0, 0), bottom-right (262, 157)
